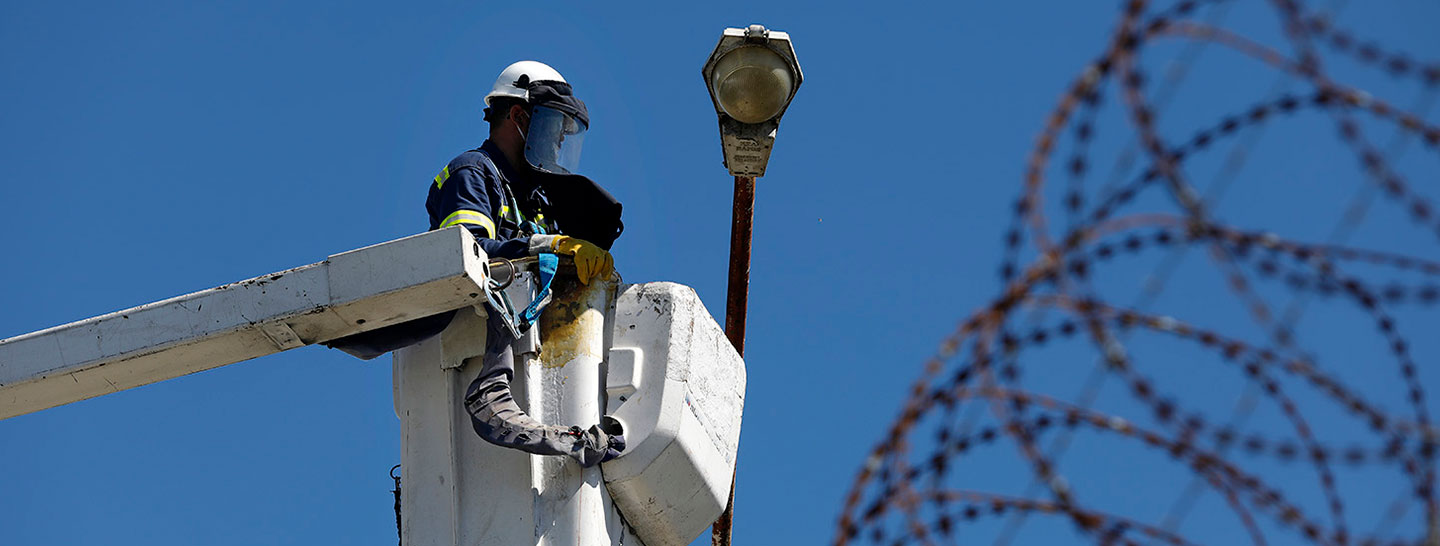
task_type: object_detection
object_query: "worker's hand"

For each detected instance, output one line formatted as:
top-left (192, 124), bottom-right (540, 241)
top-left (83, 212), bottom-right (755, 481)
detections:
top-left (549, 235), bottom-right (614, 285)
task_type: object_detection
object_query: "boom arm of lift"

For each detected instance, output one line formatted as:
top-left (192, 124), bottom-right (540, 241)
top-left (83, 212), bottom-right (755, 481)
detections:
top-left (0, 227), bottom-right (490, 420)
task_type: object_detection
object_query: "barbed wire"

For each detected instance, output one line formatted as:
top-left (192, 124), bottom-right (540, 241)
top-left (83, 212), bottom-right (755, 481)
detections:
top-left (836, 1), bottom-right (1440, 544)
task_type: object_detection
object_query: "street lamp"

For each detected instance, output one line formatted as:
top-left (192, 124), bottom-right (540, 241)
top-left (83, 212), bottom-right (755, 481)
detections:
top-left (701, 23), bottom-right (802, 546)
top-left (703, 24), bottom-right (804, 178)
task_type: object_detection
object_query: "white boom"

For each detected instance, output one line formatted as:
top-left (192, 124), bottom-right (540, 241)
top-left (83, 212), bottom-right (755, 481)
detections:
top-left (0, 227), bottom-right (489, 420)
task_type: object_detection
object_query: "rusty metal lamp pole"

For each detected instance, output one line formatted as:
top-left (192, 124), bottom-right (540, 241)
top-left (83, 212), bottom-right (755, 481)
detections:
top-left (701, 23), bottom-right (802, 546)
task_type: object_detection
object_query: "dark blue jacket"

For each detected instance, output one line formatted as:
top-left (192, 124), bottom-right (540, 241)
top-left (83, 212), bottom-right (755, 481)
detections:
top-left (326, 141), bottom-right (542, 360)
top-left (425, 140), bottom-right (543, 259)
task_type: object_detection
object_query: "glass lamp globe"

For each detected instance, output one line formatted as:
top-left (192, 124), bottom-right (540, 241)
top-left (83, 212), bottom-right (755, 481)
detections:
top-left (709, 45), bottom-right (795, 124)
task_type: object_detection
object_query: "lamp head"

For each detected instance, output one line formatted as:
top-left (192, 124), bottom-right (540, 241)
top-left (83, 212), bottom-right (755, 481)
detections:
top-left (702, 25), bottom-right (803, 177)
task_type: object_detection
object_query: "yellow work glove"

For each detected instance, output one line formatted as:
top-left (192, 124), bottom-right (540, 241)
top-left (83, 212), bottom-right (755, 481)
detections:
top-left (550, 235), bottom-right (614, 285)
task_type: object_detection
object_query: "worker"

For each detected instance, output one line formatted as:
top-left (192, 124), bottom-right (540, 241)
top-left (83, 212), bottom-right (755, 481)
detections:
top-left (327, 60), bottom-right (626, 467)
top-left (434, 60), bottom-right (626, 468)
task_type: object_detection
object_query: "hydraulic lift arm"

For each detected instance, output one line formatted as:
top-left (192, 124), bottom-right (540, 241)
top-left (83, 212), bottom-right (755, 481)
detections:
top-left (0, 227), bottom-right (490, 420)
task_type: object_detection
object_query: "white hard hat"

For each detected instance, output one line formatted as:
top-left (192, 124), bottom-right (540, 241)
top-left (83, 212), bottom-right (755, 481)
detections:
top-left (485, 60), bottom-right (567, 106)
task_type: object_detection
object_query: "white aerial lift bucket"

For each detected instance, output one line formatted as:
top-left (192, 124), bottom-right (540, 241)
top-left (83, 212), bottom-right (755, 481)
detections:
top-left (602, 282), bottom-right (747, 546)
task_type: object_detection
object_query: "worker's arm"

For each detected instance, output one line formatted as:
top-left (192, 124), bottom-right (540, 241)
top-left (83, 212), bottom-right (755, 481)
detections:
top-left (429, 165), bottom-right (531, 259)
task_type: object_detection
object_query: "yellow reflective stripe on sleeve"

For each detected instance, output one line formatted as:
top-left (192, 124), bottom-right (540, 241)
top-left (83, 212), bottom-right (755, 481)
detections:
top-left (433, 166), bottom-right (451, 189)
top-left (438, 209), bottom-right (496, 238)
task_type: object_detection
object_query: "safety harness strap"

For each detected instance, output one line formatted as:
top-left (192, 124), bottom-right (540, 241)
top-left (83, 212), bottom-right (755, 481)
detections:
top-left (472, 150), bottom-right (557, 334)
top-left (518, 253), bottom-right (559, 326)
top-left (481, 254), bottom-right (557, 337)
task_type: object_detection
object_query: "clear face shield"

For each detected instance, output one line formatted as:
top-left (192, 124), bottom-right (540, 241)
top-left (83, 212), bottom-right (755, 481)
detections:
top-left (523, 106), bottom-right (588, 174)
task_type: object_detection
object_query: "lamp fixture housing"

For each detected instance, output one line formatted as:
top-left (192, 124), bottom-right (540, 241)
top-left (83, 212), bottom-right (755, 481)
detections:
top-left (702, 24), bottom-right (803, 177)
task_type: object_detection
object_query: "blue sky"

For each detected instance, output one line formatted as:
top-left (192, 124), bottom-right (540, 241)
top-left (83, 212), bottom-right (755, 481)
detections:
top-left (2, 1), bottom-right (1439, 545)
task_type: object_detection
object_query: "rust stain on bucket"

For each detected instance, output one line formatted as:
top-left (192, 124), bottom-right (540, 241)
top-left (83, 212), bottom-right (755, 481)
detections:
top-left (538, 275), bottom-right (612, 369)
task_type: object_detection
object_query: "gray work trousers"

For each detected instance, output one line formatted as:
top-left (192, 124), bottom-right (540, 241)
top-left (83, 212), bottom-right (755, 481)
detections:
top-left (462, 312), bottom-right (613, 467)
